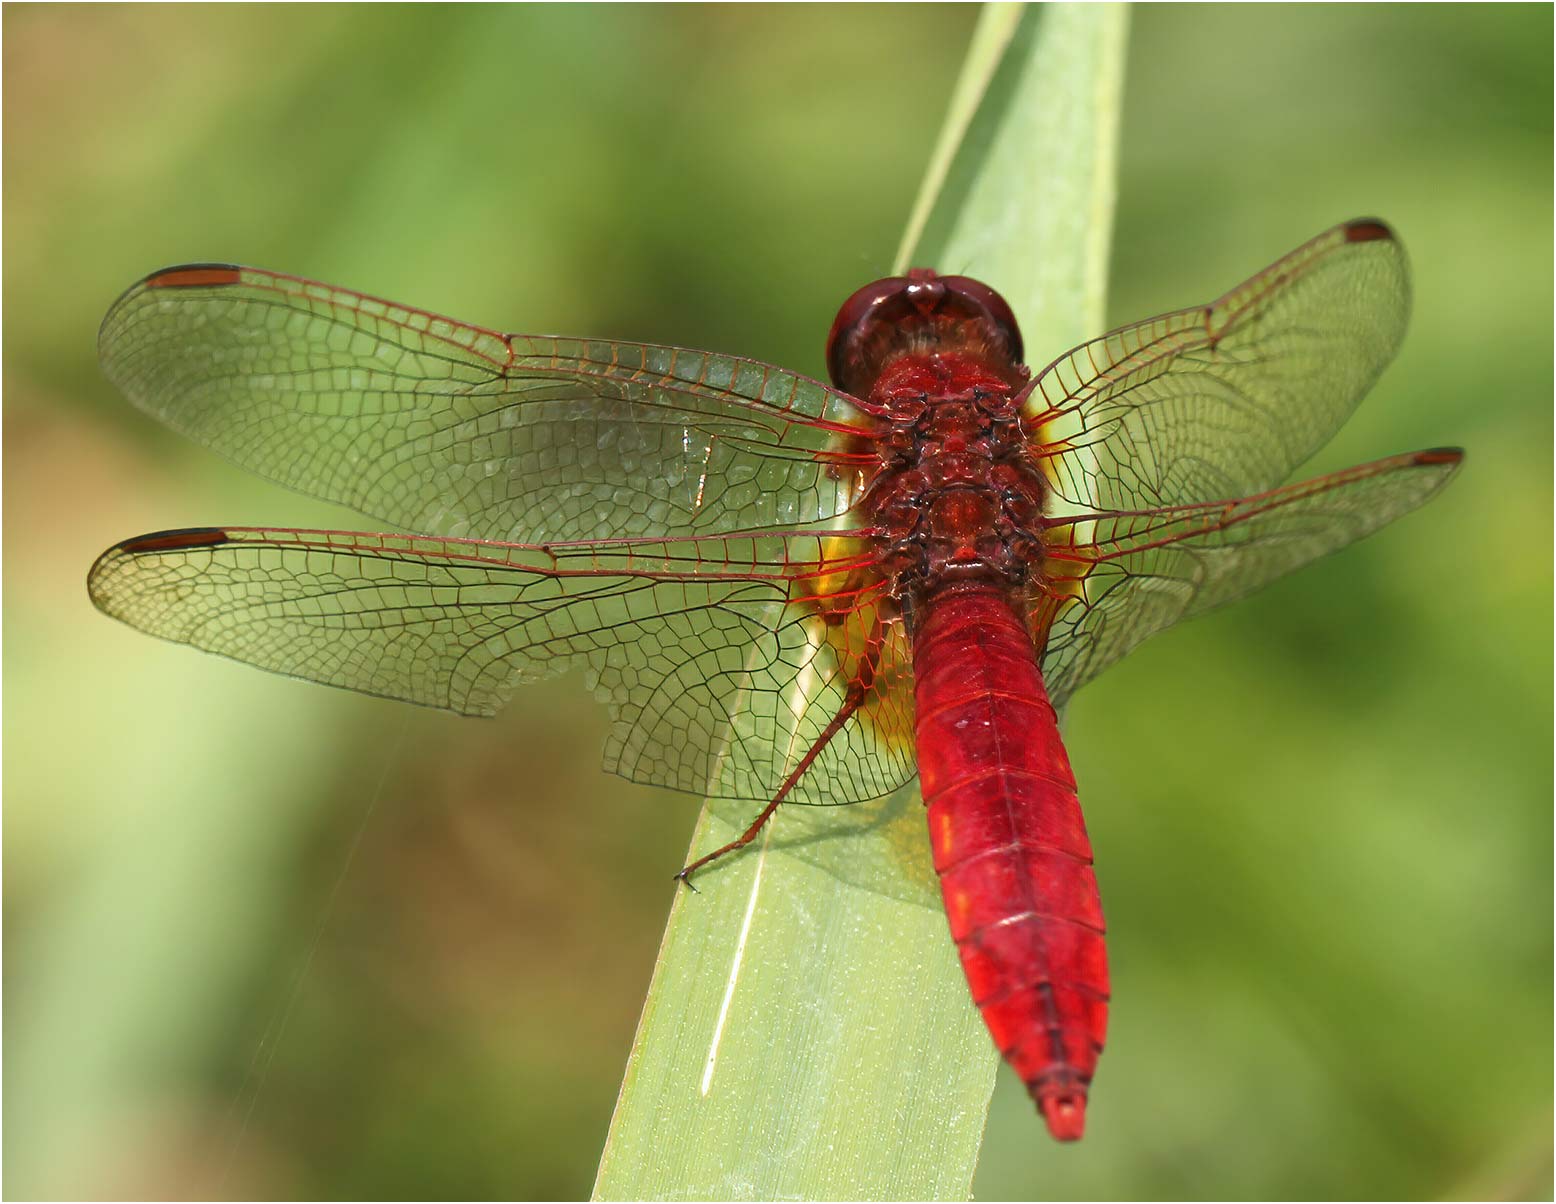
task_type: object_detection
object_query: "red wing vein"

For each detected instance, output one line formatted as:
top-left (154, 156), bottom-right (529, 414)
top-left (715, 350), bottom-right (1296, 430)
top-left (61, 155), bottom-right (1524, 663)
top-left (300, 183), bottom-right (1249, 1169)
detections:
top-left (100, 266), bottom-right (879, 543)
top-left (1027, 220), bottom-right (1411, 514)
top-left (1034, 449), bottom-right (1461, 707)
top-left (88, 526), bottom-right (915, 806)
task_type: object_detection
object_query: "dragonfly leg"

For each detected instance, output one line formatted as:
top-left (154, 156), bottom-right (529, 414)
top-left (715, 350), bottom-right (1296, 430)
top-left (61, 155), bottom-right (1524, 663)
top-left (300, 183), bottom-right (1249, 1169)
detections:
top-left (675, 621), bottom-right (889, 889)
top-left (673, 793), bottom-right (790, 892)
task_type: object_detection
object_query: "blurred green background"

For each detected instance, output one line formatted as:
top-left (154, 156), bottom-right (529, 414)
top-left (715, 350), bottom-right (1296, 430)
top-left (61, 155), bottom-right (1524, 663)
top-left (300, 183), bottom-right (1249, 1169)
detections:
top-left (4, 4), bottom-right (1549, 1199)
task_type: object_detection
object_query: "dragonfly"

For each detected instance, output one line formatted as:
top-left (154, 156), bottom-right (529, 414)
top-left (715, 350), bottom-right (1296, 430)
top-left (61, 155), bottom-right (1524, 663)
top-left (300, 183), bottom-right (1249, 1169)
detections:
top-left (88, 219), bottom-right (1461, 1141)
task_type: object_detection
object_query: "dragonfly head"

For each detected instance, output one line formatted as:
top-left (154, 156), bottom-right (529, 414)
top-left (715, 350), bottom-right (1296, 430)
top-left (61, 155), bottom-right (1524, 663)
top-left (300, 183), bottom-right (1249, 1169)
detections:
top-left (826, 269), bottom-right (1026, 399)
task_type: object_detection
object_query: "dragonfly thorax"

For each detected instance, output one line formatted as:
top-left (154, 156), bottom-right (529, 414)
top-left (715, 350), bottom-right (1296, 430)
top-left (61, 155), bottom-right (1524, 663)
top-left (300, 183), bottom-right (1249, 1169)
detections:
top-left (862, 354), bottom-right (1049, 604)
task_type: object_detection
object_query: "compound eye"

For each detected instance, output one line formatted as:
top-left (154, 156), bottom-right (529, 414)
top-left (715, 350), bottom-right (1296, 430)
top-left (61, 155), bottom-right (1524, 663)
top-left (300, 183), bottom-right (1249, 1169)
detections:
top-left (937, 275), bottom-right (1024, 366)
top-left (824, 271), bottom-right (1026, 397)
top-left (825, 276), bottom-right (910, 393)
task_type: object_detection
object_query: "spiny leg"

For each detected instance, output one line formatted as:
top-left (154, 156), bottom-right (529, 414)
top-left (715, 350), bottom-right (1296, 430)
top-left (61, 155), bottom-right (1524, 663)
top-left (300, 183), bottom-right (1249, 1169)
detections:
top-left (675, 620), bottom-right (888, 888)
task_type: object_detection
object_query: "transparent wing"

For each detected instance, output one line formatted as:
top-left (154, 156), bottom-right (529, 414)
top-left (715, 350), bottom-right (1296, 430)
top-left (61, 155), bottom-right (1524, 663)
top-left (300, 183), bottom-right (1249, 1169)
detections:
top-left (99, 266), bottom-right (878, 541)
top-left (87, 526), bottom-right (914, 805)
top-left (1031, 449), bottom-right (1463, 708)
top-left (1028, 219), bottom-right (1410, 512)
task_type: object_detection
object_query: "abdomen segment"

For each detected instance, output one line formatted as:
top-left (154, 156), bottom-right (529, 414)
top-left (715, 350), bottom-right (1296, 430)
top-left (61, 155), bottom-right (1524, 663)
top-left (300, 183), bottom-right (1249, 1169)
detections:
top-left (910, 584), bottom-right (1109, 1140)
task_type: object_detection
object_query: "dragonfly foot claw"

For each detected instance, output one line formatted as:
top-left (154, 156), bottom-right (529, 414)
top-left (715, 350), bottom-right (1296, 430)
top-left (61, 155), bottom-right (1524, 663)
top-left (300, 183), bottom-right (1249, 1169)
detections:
top-left (672, 868), bottom-right (701, 894)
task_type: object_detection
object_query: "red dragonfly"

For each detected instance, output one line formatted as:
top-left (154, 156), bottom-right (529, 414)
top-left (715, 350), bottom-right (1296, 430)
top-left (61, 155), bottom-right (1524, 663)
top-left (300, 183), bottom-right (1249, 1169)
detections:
top-left (89, 219), bottom-right (1460, 1141)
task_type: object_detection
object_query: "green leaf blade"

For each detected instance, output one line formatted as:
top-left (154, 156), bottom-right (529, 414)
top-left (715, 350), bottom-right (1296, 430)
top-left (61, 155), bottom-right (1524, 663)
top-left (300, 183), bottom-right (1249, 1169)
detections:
top-left (595, 794), bottom-right (995, 1200)
top-left (898, 2), bottom-right (1128, 357)
top-left (595, 5), bottom-right (1127, 1198)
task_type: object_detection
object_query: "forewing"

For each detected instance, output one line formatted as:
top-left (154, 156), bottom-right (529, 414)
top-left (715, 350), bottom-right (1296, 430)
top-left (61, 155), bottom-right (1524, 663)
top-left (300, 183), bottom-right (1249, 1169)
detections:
top-left (1032, 450), bottom-right (1462, 708)
top-left (87, 526), bottom-right (913, 806)
top-left (99, 267), bottom-right (876, 541)
top-left (1028, 220), bottom-right (1410, 512)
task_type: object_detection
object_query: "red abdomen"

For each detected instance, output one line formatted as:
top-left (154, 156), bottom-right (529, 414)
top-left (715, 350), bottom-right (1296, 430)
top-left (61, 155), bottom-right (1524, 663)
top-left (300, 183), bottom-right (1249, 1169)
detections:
top-left (911, 584), bottom-right (1109, 1140)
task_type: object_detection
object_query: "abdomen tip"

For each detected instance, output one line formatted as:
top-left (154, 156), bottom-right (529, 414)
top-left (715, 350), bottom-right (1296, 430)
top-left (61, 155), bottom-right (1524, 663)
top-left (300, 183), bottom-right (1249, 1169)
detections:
top-left (1038, 1090), bottom-right (1087, 1141)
